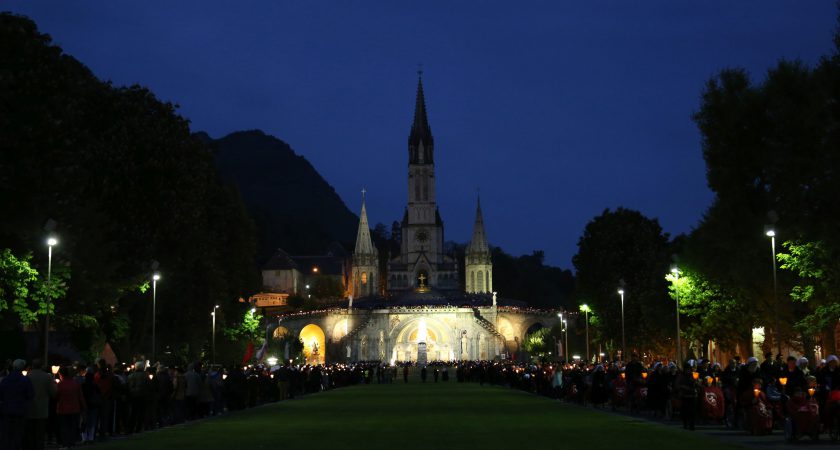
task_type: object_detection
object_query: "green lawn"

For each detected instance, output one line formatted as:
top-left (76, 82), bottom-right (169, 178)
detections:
top-left (98, 381), bottom-right (743, 450)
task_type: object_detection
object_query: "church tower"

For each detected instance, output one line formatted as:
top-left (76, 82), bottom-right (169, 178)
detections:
top-left (403, 73), bottom-right (443, 261)
top-left (351, 192), bottom-right (378, 298)
top-left (388, 73), bottom-right (459, 292)
top-left (465, 197), bottom-right (493, 294)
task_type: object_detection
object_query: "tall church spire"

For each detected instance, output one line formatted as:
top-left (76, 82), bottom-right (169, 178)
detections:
top-left (354, 190), bottom-right (376, 256)
top-left (466, 196), bottom-right (490, 255)
top-left (465, 194), bottom-right (492, 294)
top-left (352, 189), bottom-right (379, 298)
top-left (408, 72), bottom-right (434, 164)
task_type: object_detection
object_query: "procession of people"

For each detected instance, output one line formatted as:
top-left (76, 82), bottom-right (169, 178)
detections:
top-left (2, 352), bottom-right (839, 449)
top-left (448, 353), bottom-right (840, 441)
top-left (0, 358), bottom-right (382, 449)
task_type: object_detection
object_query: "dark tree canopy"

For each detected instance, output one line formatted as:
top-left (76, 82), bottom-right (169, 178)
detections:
top-left (0, 13), bottom-right (259, 362)
top-left (572, 208), bottom-right (672, 356)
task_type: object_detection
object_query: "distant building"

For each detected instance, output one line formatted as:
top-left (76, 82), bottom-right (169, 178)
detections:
top-left (260, 243), bottom-right (350, 297)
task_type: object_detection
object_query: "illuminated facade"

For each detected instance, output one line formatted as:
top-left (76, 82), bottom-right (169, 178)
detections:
top-left (262, 76), bottom-right (557, 364)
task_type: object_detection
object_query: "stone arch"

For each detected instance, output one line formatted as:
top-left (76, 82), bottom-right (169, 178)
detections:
top-left (525, 322), bottom-right (545, 337)
top-left (391, 316), bottom-right (453, 362)
top-left (496, 317), bottom-right (517, 341)
top-left (331, 319), bottom-right (349, 343)
top-left (299, 324), bottom-right (326, 365)
top-left (273, 326), bottom-right (290, 340)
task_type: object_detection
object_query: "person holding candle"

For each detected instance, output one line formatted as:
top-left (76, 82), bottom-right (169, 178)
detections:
top-left (781, 356), bottom-right (806, 397)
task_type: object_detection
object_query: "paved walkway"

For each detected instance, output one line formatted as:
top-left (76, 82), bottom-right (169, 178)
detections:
top-left (572, 403), bottom-right (835, 450)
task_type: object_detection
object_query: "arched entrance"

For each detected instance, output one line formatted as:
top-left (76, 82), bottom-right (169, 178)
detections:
top-left (331, 319), bottom-right (349, 342)
top-left (392, 317), bottom-right (452, 363)
top-left (299, 324), bottom-right (326, 365)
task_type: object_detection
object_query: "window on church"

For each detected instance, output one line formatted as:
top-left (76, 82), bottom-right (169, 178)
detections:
top-left (361, 272), bottom-right (368, 284)
top-left (477, 270), bottom-right (484, 292)
top-left (415, 181), bottom-right (420, 201)
top-left (422, 177), bottom-right (429, 200)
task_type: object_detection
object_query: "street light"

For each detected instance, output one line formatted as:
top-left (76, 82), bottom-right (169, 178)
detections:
top-left (766, 229), bottom-right (781, 356)
top-left (557, 313), bottom-right (564, 359)
top-left (212, 305), bottom-right (220, 364)
top-left (43, 236), bottom-right (58, 364)
top-left (563, 319), bottom-right (569, 364)
top-left (617, 288), bottom-right (626, 362)
top-left (152, 272), bottom-right (161, 363)
top-left (670, 267), bottom-right (682, 363)
top-left (581, 304), bottom-right (591, 362)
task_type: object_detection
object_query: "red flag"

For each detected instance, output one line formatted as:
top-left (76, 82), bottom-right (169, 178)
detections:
top-left (242, 341), bottom-right (254, 365)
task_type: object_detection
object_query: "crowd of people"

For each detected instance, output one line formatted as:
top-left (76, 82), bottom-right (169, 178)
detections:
top-left (447, 353), bottom-right (840, 440)
top-left (0, 358), bottom-right (381, 450)
top-left (3, 352), bottom-right (839, 448)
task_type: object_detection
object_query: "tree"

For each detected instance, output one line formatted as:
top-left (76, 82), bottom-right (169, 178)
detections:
top-left (573, 208), bottom-right (672, 356)
top-left (521, 328), bottom-right (555, 357)
top-left (0, 14), bottom-right (259, 361)
top-left (665, 266), bottom-right (750, 357)
top-left (690, 26), bottom-right (840, 354)
top-left (777, 240), bottom-right (840, 353)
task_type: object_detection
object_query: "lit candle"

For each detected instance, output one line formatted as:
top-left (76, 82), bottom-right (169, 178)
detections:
top-left (692, 372), bottom-right (699, 380)
top-left (808, 388), bottom-right (815, 397)
top-left (642, 372), bottom-right (648, 380)
top-left (753, 388), bottom-right (760, 398)
top-left (779, 377), bottom-right (787, 386)
top-left (620, 373), bottom-right (626, 380)
top-left (148, 374), bottom-right (153, 380)
top-left (22, 370), bottom-right (28, 376)
top-left (51, 365), bottom-right (60, 375)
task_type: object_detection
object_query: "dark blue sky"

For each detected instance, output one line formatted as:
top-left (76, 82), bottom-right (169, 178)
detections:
top-left (7, 1), bottom-right (836, 267)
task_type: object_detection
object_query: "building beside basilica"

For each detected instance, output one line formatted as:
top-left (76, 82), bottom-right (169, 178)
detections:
top-left (263, 76), bottom-right (560, 364)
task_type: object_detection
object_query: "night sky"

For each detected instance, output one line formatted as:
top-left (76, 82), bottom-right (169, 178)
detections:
top-left (7, 1), bottom-right (836, 267)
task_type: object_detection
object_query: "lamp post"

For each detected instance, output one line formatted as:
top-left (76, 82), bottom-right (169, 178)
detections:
top-left (151, 272), bottom-right (160, 363)
top-left (212, 305), bottom-right (220, 364)
top-left (44, 236), bottom-right (58, 364)
top-left (581, 304), bottom-right (590, 362)
top-left (766, 229), bottom-right (781, 356)
top-left (557, 313), bottom-right (564, 359)
top-left (563, 319), bottom-right (569, 364)
top-left (618, 288), bottom-right (626, 362)
top-left (670, 267), bottom-right (682, 363)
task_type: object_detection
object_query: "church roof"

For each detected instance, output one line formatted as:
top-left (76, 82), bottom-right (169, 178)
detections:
top-left (292, 255), bottom-right (346, 276)
top-left (262, 248), bottom-right (298, 271)
top-left (353, 194), bottom-right (378, 257)
top-left (466, 196), bottom-right (490, 255)
top-left (325, 241), bottom-right (349, 258)
top-left (408, 75), bottom-right (434, 163)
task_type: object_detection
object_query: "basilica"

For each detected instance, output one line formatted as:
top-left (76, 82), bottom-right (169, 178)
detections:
top-left (265, 76), bottom-right (559, 364)
top-left (349, 75), bottom-right (491, 299)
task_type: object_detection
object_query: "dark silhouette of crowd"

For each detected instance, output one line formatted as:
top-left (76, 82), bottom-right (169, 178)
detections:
top-left (0, 358), bottom-right (382, 449)
top-left (445, 353), bottom-right (840, 441)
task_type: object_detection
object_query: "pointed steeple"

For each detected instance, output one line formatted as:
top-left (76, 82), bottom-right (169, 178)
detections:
top-left (408, 72), bottom-right (434, 164)
top-left (354, 189), bottom-right (376, 256)
top-left (466, 195), bottom-right (490, 255)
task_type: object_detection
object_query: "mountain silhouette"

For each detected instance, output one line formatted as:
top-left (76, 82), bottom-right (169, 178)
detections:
top-left (203, 130), bottom-right (358, 263)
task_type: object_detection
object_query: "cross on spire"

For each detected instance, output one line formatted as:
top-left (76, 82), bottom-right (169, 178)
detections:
top-left (361, 187), bottom-right (366, 202)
